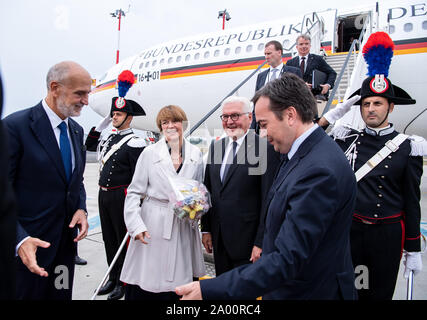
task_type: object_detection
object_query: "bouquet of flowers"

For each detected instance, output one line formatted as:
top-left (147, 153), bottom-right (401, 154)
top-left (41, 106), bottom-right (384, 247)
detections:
top-left (167, 176), bottom-right (211, 228)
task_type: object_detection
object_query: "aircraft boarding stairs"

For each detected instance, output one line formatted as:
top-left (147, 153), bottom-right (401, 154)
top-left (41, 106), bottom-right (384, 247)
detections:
top-left (324, 53), bottom-right (356, 105)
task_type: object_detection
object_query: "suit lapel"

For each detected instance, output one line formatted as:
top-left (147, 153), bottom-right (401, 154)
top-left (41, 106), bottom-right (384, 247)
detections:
top-left (263, 127), bottom-right (325, 216)
top-left (305, 54), bottom-right (315, 76)
top-left (30, 103), bottom-right (67, 183)
top-left (221, 132), bottom-right (255, 189)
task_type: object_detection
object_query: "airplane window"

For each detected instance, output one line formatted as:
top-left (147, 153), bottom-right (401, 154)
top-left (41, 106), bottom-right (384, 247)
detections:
top-left (389, 25), bottom-right (395, 34)
top-left (224, 48), bottom-right (230, 55)
top-left (185, 54), bottom-right (191, 62)
top-left (168, 57), bottom-right (173, 64)
top-left (145, 61), bottom-right (150, 68)
top-left (214, 49), bottom-right (220, 57)
top-left (282, 40), bottom-right (290, 49)
top-left (176, 56), bottom-right (182, 63)
top-left (246, 45), bottom-right (253, 52)
top-left (235, 47), bottom-right (241, 54)
top-left (423, 21), bottom-right (427, 30)
top-left (139, 62), bottom-right (144, 69)
top-left (160, 58), bottom-right (165, 65)
top-left (152, 60), bottom-right (157, 66)
top-left (194, 53), bottom-right (200, 60)
top-left (204, 51), bottom-right (210, 59)
top-left (404, 23), bottom-right (413, 32)
top-left (257, 43), bottom-right (264, 51)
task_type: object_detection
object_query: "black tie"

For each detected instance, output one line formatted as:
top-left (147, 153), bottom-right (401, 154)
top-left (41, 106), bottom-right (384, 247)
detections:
top-left (273, 154), bottom-right (289, 181)
top-left (300, 56), bottom-right (306, 75)
top-left (222, 141), bottom-right (237, 182)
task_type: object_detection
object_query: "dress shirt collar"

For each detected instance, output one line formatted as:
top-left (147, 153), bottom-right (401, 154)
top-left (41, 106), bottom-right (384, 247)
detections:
top-left (269, 64), bottom-right (283, 74)
top-left (299, 54), bottom-right (309, 62)
top-left (42, 98), bottom-right (69, 129)
top-left (287, 123), bottom-right (318, 160)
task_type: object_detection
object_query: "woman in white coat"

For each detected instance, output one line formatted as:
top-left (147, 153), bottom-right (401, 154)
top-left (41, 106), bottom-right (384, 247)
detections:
top-left (120, 105), bottom-right (206, 300)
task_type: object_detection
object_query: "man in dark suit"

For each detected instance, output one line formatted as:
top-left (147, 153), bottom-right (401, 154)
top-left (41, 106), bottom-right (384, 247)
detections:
top-left (201, 96), bottom-right (279, 276)
top-left (3, 61), bottom-right (90, 300)
top-left (287, 34), bottom-right (337, 100)
top-left (0, 73), bottom-right (17, 300)
top-left (177, 73), bottom-right (357, 300)
top-left (251, 40), bottom-right (302, 131)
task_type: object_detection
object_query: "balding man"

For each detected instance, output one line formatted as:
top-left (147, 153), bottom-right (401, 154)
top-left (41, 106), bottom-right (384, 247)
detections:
top-left (3, 61), bottom-right (91, 300)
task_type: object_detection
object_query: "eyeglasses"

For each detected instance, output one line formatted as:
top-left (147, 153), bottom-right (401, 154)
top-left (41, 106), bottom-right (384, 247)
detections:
top-left (220, 112), bottom-right (249, 122)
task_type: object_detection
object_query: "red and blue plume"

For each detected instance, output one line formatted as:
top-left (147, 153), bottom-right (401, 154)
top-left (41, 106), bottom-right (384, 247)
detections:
top-left (362, 32), bottom-right (394, 77)
top-left (117, 70), bottom-right (135, 98)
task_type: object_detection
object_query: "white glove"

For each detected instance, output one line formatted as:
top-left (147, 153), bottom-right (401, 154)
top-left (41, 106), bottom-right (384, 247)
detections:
top-left (403, 251), bottom-right (423, 278)
top-left (323, 95), bottom-right (360, 124)
top-left (95, 114), bottom-right (112, 132)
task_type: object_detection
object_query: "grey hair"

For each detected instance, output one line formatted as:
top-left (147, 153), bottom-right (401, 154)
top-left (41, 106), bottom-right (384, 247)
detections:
top-left (296, 34), bottom-right (311, 44)
top-left (46, 61), bottom-right (73, 91)
top-left (221, 96), bottom-right (253, 113)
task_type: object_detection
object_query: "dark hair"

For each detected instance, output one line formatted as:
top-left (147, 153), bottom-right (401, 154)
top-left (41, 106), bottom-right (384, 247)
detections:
top-left (265, 40), bottom-right (283, 54)
top-left (252, 73), bottom-right (316, 123)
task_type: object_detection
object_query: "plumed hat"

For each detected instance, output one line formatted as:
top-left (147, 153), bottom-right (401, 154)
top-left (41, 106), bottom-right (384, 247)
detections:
top-left (349, 32), bottom-right (415, 105)
top-left (110, 70), bottom-right (146, 116)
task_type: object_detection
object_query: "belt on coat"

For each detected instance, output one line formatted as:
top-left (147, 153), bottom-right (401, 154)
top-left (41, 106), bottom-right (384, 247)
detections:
top-left (144, 195), bottom-right (177, 282)
top-left (353, 212), bottom-right (403, 225)
top-left (144, 196), bottom-right (174, 241)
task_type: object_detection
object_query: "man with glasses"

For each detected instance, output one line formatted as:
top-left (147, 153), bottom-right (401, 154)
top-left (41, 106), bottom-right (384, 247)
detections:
top-left (201, 96), bottom-right (279, 276)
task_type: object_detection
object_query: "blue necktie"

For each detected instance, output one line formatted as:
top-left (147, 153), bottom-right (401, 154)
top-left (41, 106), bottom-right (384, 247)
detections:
top-left (58, 121), bottom-right (72, 182)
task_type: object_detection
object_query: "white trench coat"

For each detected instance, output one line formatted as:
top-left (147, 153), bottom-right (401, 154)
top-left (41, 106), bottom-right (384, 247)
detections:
top-left (120, 138), bottom-right (206, 293)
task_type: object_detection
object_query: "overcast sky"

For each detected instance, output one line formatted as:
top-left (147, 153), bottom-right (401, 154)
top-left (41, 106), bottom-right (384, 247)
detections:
top-left (0, 0), bottom-right (373, 132)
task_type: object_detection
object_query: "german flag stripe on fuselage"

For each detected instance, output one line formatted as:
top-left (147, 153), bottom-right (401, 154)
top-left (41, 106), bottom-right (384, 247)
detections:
top-left (92, 37), bottom-right (427, 92)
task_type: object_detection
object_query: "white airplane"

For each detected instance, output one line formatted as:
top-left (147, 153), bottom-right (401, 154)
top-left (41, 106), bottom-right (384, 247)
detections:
top-left (89, 0), bottom-right (427, 143)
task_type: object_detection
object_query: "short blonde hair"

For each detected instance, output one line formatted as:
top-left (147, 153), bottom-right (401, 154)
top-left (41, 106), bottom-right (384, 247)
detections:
top-left (156, 105), bottom-right (188, 131)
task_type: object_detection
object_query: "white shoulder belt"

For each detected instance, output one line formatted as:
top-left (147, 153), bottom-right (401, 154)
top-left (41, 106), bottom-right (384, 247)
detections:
top-left (355, 133), bottom-right (407, 182)
top-left (100, 134), bottom-right (135, 170)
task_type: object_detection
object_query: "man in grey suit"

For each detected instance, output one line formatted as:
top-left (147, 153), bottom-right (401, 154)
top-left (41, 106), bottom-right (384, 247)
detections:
top-left (201, 96), bottom-right (279, 276)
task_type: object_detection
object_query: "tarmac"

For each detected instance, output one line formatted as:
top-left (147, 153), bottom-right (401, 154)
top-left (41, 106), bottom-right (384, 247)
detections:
top-left (72, 156), bottom-right (427, 300)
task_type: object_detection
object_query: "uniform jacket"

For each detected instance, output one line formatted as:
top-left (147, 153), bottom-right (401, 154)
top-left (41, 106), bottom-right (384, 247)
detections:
top-left (201, 131), bottom-right (280, 261)
top-left (120, 138), bottom-right (206, 292)
top-left (200, 127), bottom-right (357, 300)
top-left (286, 54), bottom-right (337, 89)
top-left (85, 127), bottom-right (145, 188)
top-left (4, 101), bottom-right (86, 267)
top-left (332, 125), bottom-right (424, 251)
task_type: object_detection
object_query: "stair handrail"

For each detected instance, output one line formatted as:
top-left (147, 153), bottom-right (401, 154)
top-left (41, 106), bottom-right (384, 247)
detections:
top-left (185, 60), bottom-right (268, 137)
top-left (321, 13), bottom-right (371, 116)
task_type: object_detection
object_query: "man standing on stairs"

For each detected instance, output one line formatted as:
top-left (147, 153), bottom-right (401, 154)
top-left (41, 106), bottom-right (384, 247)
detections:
top-left (251, 40), bottom-right (302, 131)
top-left (287, 34), bottom-right (337, 101)
top-left (85, 70), bottom-right (146, 300)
